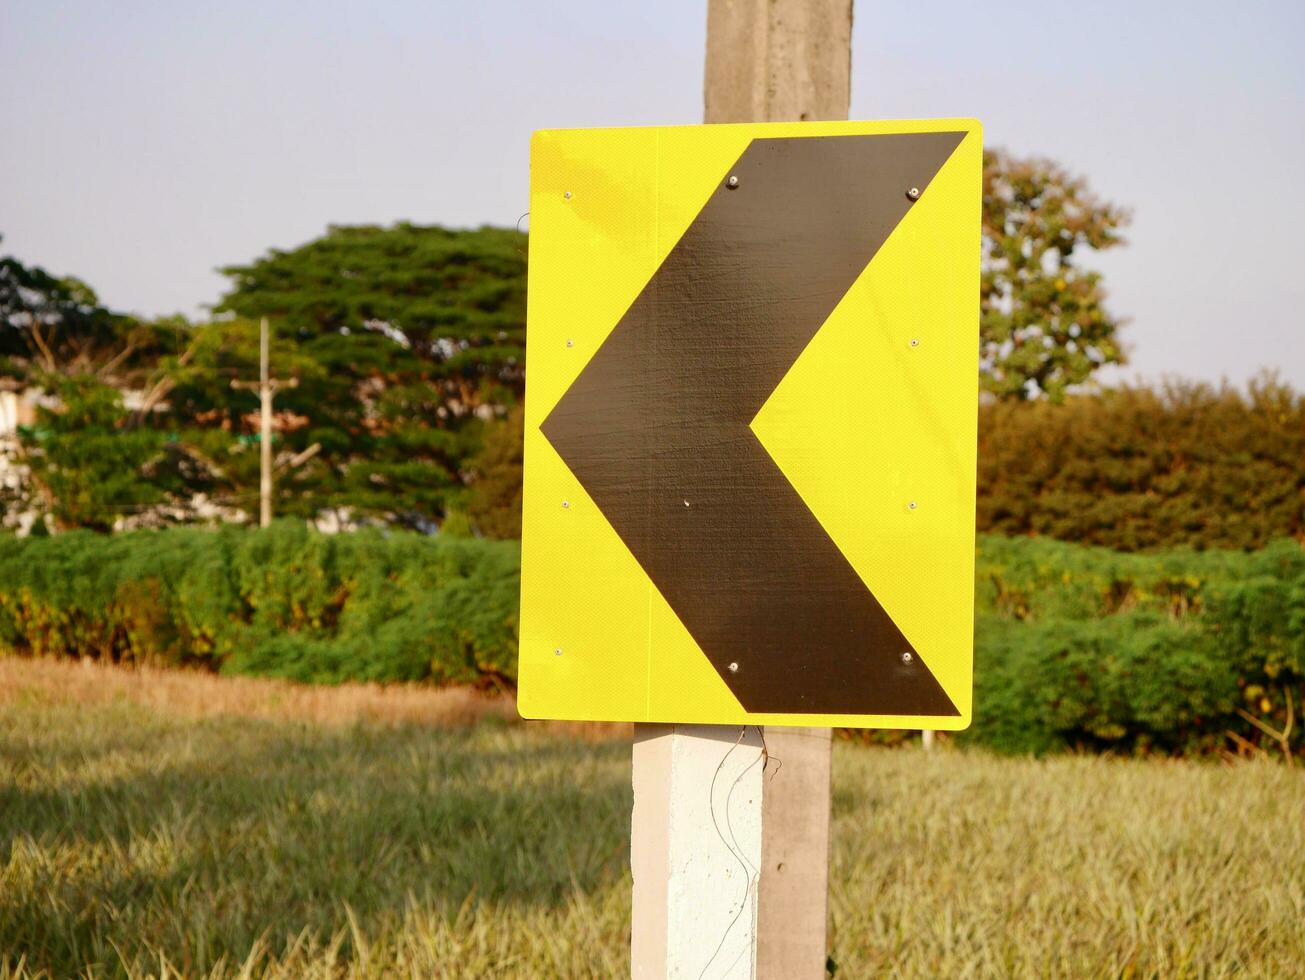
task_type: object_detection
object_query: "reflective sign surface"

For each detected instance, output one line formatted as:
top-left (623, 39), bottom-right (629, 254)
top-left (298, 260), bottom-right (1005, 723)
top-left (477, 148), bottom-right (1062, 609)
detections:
top-left (519, 119), bottom-right (981, 729)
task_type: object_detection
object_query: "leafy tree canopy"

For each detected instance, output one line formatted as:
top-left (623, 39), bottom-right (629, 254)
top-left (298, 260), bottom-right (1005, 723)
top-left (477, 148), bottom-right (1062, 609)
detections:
top-left (982, 150), bottom-right (1130, 401)
top-left (0, 243), bottom-right (206, 532)
top-left (1, 239), bottom-right (168, 384)
top-left (209, 223), bottom-right (527, 528)
top-left (13, 375), bottom-right (178, 533)
top-left (463, 405), bottom-right (524, 540)
top-left (216, 222), bottom-right (525, 406)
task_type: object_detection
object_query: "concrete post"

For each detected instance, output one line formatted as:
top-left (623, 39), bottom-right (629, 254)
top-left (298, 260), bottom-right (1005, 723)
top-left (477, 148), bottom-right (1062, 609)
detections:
top-left (705, 0), bottom-right (853, 124)
top-left (632, 725), bottom-right (766, 978)
top-left (630, 4), bottom-right (853, 976)
top-left (706, 3), bottom-right (851, 977)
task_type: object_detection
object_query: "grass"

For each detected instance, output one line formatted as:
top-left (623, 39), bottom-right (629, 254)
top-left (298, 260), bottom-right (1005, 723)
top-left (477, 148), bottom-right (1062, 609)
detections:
top-left (1, 660), bottom-right (1303, 978)
top-left (0, 658), bottom-right (628, 738)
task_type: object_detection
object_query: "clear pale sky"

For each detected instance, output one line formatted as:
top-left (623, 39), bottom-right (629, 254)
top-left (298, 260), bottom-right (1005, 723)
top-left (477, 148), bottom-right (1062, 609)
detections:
top-left (3, 1), bottom-right (1302, 387)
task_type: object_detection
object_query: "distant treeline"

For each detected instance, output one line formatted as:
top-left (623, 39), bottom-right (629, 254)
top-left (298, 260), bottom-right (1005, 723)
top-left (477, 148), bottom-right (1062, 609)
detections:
top-left (4, 147), bottom-right (1135, 535)
top-left (978, 377), bottom-right (1305, 551)
top-left (6, 204), bottom-right (1303, 553)
top-left (1, 523), bottom-right (1300, 759)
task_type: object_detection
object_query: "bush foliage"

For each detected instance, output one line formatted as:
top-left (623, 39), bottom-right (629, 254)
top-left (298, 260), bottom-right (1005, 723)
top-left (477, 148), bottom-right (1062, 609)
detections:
top-left (0, 522), bottom-right (519, 687)
top-left (970, 534), bottom-right (1304, 756)
top-left (977, 377), bottom-right (1305, 551)
top-left (0, 525), bottom-right (1300, 758)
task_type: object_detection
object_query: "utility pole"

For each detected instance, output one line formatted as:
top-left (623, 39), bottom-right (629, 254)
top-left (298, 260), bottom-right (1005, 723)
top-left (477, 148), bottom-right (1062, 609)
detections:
top-left (631, 3), bottom-right (853, 978)
top-left (704, 0), bottom-right (853, 125)
top-left (231, 317), bottom-right (295, 528)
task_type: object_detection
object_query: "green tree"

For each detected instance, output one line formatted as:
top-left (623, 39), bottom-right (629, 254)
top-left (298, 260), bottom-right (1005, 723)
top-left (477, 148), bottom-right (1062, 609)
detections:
top-left (0, 239), bottom-right (168, 385)
top-left (0, 244), bottom-right (198, 531)
top-left (214, 223), bottom-right (526, 528)
top-left (982, 150), bottom-right (1130, 401)
top-left (1, 245), bottom-right (113, 376)
top-left (15, 375), bottom-right (177, 532)
top-left (463, 405), bottom-right (524, 539)
top-left (153, 317), bottom-right (334, 525)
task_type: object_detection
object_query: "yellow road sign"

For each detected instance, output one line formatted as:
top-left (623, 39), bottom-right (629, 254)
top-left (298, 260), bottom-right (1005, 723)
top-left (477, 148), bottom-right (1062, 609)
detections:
top-left (519, 119), bottom-right (981, 729)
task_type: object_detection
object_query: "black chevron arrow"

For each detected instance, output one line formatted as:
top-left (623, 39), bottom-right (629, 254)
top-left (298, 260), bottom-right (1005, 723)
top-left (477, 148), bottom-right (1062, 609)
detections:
top-left (541, 132), bottom-right (965, 716)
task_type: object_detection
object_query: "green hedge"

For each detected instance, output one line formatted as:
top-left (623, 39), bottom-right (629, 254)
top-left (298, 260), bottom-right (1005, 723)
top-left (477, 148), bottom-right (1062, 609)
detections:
top-left (977, 378), bottom-right (1305, 551)
top-left (0, 522), bottom-right (520, 686)
top-left (0, 525), bottom-right (1301, 757)
top-left (969, 535), bottom-right (1304, 756)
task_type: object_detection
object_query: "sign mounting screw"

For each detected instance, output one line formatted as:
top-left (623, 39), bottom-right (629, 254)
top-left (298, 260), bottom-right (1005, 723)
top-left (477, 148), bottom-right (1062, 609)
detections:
top-left (564, 191), bottom-right (572, 199)
top-left (910, 338), bottom-right (920, 348)
top-left (901, 651), bottom-right (913, 664)
top-left (906, 187), bottom-right (920, 200)
top-left (566, 339), bottom-right (574, 348)
top-left (726, 175), bottom-right (740, 188)
top-left (562, 500), bottom-right (570, 509)
top-left (554, 647), bottom-right (563, 656)
top-left (728, 662), bottom-right (740, 673)
top-left (908, 501), bottom-right (918, 510)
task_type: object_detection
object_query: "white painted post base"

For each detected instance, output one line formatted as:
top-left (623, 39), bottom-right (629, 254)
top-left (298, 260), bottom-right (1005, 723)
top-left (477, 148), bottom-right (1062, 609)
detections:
top-left (632, 724), bottom-right (766, 979)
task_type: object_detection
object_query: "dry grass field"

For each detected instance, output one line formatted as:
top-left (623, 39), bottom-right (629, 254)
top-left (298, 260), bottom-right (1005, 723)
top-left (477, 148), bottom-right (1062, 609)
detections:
top-left (1, 658), bottom-right (1303, 978)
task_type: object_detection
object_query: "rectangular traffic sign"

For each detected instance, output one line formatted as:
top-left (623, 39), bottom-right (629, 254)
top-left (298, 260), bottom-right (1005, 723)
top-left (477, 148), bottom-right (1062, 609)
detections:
top-left (518, 119), bottom-right (980, 729)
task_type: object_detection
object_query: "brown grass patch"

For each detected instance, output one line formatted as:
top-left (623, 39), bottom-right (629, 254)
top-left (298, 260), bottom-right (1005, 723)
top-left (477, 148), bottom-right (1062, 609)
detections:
top-left (0, 656), bottom-right (630, 739)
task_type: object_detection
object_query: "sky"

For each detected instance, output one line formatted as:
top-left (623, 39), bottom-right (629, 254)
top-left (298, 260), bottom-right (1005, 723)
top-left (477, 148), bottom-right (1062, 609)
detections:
top-left (3, 0), bottom-right (1303, 388)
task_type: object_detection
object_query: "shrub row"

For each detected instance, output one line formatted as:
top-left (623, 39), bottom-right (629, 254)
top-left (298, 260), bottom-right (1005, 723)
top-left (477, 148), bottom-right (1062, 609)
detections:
top-left (969, 535), bottom-right (1304, 756)
top-left (0, 522), bottom-right (520, 687)
top-left (1, 524), bottom-right (1301, 757)
top-left (977, 377), bottom-right (1305, 551)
